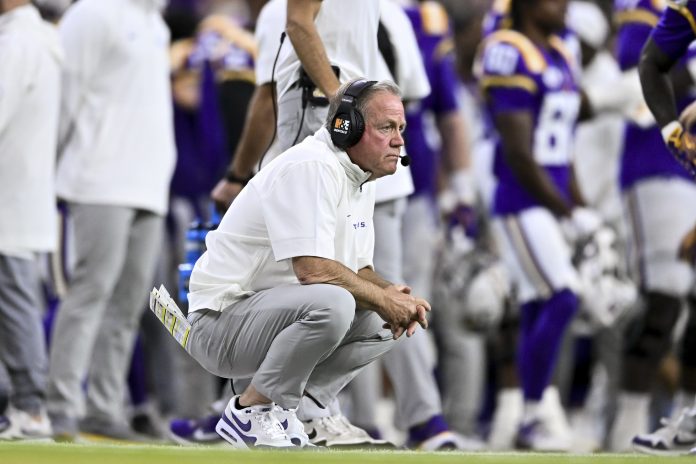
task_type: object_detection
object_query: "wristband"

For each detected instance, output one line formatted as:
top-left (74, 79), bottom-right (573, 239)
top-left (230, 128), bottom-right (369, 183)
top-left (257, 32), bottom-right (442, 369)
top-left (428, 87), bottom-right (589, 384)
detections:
top-left (661, 120), bottom-right (683, 145)
top-left (224, 171), bottom-right (253, 185)
top-left (450, 169), bottom-right (477, 205)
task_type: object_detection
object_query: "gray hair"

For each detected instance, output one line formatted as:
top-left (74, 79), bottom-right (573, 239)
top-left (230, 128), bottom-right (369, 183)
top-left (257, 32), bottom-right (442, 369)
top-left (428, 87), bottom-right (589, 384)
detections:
top-left (324, 79), bottom-right (402, 130)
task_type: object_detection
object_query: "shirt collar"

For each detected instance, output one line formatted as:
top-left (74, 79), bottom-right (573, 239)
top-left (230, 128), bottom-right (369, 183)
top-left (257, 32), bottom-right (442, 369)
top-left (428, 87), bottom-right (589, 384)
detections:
top-left (313, 127), bottom-right (372, 187)
top-left (0, 4), bottom-right (40, 29)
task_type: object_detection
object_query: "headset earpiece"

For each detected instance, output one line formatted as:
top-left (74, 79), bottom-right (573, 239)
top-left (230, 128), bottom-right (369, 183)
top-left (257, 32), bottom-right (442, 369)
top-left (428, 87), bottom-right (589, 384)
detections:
top-left (330, 79), bottom-right (377, 149)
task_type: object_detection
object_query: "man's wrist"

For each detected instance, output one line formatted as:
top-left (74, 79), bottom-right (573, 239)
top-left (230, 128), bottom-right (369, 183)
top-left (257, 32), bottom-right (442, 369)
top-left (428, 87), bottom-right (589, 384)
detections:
top-left (224, 170), bottom-right (253, 185)
top-left (662, 120), bottom-right (683, 145)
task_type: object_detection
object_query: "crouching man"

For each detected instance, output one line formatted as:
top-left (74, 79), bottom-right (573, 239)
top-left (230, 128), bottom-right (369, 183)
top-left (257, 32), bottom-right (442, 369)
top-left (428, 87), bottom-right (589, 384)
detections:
top-left (184, 79), bottom-right (430, 448)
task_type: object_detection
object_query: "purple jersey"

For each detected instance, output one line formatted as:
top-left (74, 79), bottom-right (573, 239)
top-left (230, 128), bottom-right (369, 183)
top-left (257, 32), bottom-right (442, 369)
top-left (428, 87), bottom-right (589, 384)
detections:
top-left (652, 1), bottom-right (696, 61)
top-left (403, 5), bottom-right (460, 198)
top-left (478, 30), bottom-right (580, 215)
top-left (482, 0), bottom-right (512, 38)
top-left (650, 0), bottom-right (696, 60)
top-left (614, 0), bottom-right (692, 188)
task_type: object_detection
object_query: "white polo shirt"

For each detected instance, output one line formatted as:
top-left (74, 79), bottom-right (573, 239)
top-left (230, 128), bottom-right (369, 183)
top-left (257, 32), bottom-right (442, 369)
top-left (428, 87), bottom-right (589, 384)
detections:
top-left (0, 5), bottom-right (62, 257)
top-left (275, 0), bottom-right (384, 98)
top-left (55, 0), bottom-right (175, 215)
top-left (188, 127), bottom-right (376, 312)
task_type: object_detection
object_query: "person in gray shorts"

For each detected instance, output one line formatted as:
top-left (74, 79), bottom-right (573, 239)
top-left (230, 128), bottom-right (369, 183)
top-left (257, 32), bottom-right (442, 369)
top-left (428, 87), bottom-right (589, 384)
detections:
top-left (183, 79), bottom-right (430, 449)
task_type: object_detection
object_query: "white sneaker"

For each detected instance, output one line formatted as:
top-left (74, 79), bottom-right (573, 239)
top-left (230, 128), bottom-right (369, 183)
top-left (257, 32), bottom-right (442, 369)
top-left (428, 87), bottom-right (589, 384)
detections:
top-left (303, 414), bottom-right (389, 447)
top-left (272, 406), bottom-right (311, 447)
top-left (488, 388), bottom-right (523, 450)
top-left (0, 408), bottom-right (53, 441)
top-left (416, 431), bottom-right (486, 451)
top-left (215, 396), bottom-right (294, 449)
top-left (609, 393), bottom-right (650, 452)
top-left (515, 417), bottom-right (571, 452)
top-left (633, 408), bottom-right (696, 456)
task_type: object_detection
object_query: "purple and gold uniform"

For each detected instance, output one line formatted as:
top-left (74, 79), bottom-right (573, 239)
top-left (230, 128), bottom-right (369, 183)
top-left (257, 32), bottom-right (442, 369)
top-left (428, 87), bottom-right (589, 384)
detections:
top-left (651, 0), bottom-right (696, 59)
top-left (615, 0), bottom-right (691, 187)
top-left (403, 4), bottom-right (460, 199)
top-left (478, 30), bottom-right (581, 409)
top-left (616, 0), bottom-right (696, 295)
top-left (478, 30), bottom-right (580, 216)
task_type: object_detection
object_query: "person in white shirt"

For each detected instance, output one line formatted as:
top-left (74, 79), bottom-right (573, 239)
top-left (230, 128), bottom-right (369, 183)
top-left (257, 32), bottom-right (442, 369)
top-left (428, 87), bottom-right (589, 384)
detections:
top-left (47, 0), bottom-right (176, 441)
top-left (184, 79), bottom-right (430, 449)
top-left (0, 0), bottom-right (62, 440)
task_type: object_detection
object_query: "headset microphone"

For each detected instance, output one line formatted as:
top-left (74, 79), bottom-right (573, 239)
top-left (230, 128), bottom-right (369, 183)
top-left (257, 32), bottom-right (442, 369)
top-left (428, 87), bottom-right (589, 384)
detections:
top-left (399, 155), bottom-right (411, 167)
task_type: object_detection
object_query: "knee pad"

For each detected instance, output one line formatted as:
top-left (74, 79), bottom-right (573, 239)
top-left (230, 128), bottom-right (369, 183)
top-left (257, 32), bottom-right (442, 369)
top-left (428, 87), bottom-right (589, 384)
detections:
top-left (625, 292), bottom-right (682, 363)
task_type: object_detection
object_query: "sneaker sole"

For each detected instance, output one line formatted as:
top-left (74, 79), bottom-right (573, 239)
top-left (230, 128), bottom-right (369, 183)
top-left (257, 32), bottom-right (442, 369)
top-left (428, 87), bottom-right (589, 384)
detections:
top-left (633, 442), bottom-right (692, 456)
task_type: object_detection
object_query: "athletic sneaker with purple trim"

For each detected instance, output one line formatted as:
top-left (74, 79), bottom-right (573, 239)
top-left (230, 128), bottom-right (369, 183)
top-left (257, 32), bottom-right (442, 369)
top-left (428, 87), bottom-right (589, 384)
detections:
top-left (633, 408), bottom-right (696, 456)
top-left (215, 395), bottom-right (294, 449)
top-left (169, 414), bottom-right (222, 446)
top-left (272, 406), bottom-right (311, 447)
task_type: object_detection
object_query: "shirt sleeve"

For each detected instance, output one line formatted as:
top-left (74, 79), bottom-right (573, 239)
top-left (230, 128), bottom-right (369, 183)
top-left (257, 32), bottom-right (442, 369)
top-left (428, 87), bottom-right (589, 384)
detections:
top-left (0, 35), bottom-right (27, 132)
top-left (479, 40), bottom-right (536, 115)
top-left (261, 160), bottom-right (341, 262)
top-left (431, 40), bottom-right (460, 115)
top-left (651, 2), bottom-right (696, 62)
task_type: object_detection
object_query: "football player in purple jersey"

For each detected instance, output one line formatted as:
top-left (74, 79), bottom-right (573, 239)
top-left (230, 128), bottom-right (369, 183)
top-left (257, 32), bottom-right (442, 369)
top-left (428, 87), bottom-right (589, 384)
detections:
top-left (605, 0), bottom-right (696, 453)
top-left (477, 0), bottom-right (600, 451)
top-left (604, 0), bottom-right (696, 452)
top-left (620, 0), bottom-right (696, 455)
top-left (640, 0), bottom-right (696, 174)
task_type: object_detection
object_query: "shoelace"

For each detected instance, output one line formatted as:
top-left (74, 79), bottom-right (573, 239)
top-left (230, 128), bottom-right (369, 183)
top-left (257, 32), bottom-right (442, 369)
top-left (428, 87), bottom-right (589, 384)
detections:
top-left (317, 416), bottom-right (346, 437)
top-left (333, 415), bottom-right (369, 439)
top-left (254, 409), bottom-right (287, 440)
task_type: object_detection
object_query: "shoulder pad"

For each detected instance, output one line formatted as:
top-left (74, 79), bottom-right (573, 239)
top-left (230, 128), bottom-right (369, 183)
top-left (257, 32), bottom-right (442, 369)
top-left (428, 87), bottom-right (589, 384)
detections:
top-left (485, 29), bottom-right (546, 74)
top-left (491, 0), bottom-right (512, 15)
top-left (419, 1), bottom-right (450, 36)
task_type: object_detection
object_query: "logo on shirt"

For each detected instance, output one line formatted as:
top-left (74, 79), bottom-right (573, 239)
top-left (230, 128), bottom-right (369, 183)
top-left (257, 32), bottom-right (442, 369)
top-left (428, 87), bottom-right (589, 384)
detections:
top-left (352, 221), bottom-right (366, 229)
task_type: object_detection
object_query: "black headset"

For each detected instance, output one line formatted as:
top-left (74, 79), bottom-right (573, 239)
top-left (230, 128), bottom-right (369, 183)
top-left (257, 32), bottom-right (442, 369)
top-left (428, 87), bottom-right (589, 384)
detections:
top-left (329, 79), bottom-right (378, 149)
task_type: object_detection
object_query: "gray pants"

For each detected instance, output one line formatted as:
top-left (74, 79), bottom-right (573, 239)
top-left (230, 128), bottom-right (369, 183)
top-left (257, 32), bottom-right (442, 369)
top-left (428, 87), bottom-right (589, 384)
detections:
top-left (47, 204), bottom-right (163, 424)
top-left (186, 283), bottom-right (395, 409)
top-left (349, 199), bottom-right (443, 429)
top-left (0, 255), bottom-right (48, 415)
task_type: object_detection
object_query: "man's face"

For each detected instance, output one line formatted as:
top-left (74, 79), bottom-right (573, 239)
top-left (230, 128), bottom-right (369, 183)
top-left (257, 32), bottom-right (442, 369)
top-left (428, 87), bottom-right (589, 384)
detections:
top-left (347, 92), bottom-right (406, 180)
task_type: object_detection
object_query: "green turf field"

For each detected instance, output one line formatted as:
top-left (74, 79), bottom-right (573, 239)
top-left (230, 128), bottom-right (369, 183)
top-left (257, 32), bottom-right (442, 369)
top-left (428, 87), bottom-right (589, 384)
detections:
top-left (1, 442), bottom-right (695, 464)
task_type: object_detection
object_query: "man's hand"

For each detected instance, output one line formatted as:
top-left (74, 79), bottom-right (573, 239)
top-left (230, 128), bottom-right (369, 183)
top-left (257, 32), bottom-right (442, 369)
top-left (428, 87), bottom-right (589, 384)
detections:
top-left (378, 285), bottom-right (430, 340)
top-left (211, 179), bottom-right (243, 214)
top-left (664, 122), bottom-right (696, 177)
top-left (560, 207), bottom-right (602, 244)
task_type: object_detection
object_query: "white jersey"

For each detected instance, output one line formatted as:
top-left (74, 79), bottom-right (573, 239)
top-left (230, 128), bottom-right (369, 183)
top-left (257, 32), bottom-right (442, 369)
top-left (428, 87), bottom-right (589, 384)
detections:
top-left (275, 0), bottom-right (385, 98)
top-left (55, 0), bottom-right (176, 215)
top-left (0, 5), bottom-right (62, 256)
top-left (374, 0), bottom-right (430, 202)
top-left (188, 127), bottom-right (376, 312)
